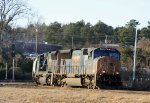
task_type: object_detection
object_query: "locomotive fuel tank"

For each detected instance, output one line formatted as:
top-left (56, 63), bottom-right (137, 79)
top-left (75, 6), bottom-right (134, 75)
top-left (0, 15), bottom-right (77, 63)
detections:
top-left (64, 78), bottom-right (82, 86)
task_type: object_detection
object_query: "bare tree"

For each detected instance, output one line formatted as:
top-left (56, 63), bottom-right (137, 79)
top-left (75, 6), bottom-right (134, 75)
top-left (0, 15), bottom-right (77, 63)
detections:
top-left (26, 14), bottom-right (47, 42)
top-left (0, 0), bottom-right (30, 41)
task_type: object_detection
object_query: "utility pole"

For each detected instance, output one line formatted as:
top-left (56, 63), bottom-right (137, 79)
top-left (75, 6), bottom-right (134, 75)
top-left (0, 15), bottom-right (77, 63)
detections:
top-left (105, 35), bottom-right (108, 48)
top-left (0, 14), bottom-right (6, 41)
top-left (11, 44), bottom-right (15, 81)
top-left (72, 36), bottom-right (74, 49)
top-left (5, 62), bottom-right (7, 80)
top-left (133, 21), bottom-right (139, 81)
top-left (1, 30), bottom-right (3, 41)
top-left (12, 57), bottom-right (15, 81)
top-left (35, 28), bottom-right (38, 55)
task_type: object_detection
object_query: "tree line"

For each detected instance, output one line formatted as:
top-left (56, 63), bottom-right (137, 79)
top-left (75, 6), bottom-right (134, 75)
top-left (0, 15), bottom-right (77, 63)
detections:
top-left (1, 19), bottom-right (150, 75)
top-left (1, 0), bottom-right (150, 80)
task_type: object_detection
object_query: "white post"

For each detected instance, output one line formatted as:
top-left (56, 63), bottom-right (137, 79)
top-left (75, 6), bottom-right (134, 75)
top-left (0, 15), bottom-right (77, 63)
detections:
top-left (133, 25), bottom-right (138, 81)
top-left (105, 35), bottom-right (108, 48)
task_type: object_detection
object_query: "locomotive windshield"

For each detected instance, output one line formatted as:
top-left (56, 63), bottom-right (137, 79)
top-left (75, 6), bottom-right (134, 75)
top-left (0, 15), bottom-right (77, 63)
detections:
top-left (93, 48), bottom-right (120, 60)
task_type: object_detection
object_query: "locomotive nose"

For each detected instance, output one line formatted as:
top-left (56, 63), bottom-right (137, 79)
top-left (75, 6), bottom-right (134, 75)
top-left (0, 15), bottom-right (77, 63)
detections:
top-left (97, 57), bottom-right (120, 75)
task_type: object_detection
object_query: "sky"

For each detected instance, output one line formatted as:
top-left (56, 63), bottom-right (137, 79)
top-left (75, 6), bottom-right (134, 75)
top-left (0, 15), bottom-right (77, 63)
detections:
top-left (17, 0), bottom-right (150, 28)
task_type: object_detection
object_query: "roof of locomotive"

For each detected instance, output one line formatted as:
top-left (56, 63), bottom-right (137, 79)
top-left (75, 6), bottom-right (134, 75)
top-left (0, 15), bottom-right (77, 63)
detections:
top-left (93, 47), bottom-right (120, 52)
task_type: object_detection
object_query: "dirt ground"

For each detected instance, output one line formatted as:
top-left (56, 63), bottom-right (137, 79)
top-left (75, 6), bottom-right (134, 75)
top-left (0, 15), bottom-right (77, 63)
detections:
top-left (0, 86), bottom-right (150, 103)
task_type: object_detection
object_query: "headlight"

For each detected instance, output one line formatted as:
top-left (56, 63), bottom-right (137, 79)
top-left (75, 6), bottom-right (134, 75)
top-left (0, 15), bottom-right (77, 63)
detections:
top-left (116, 72), bottom-right (119, 74)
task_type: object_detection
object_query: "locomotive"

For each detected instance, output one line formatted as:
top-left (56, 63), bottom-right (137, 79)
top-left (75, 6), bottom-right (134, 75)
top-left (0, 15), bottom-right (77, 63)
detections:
top-left (32, 47), bottom-right (122, 89)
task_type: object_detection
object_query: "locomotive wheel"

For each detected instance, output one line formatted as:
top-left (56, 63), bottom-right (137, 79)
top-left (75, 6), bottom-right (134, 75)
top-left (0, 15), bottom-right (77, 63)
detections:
top-left (87, 84), bottom-right (90, 89)
top-left (92, 84), bottom-right (96, 89)
top-left (96, 86), bottom-right (101, 90)
top-left (60, 81), bottom-right (65, 87)
top-left (87, 83), bottom-right (95, 89)
top-left (35, 77), bottom-right (40, 85)
top-left (46, 76), bottom-right (51, 86)
top-left (63, 83), bottom-right (68, 88)
top-left (35, 80), bottom-right (40, 85)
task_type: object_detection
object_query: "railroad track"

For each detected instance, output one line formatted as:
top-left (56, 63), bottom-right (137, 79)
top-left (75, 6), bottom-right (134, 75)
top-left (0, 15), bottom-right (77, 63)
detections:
top-left (0, 82), bottom-right (71, 90)
top-left (0, 82), bottom-right (90, 90)
top-left (0, 82), bottom-right (36, 88)
top-left (0, 82), bottom-right (119, 90)
top-left (0, 81), bottom-right (147, 92)
top-left (1, 82), bottom-right (150, 95)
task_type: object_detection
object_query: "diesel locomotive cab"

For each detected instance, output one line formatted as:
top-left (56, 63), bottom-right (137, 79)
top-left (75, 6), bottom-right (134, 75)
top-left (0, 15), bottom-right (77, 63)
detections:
top-left (32, 53), bottom-right (49, 85)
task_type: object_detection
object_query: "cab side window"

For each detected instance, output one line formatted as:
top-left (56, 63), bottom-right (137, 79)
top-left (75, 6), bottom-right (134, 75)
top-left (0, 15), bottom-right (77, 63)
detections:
top-left (88, 51), bottom-right (92, 59)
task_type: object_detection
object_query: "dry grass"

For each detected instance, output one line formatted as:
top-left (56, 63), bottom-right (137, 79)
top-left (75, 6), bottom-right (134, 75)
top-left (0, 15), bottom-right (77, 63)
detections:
top-left (0, 86), bottom-right (150, 103)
